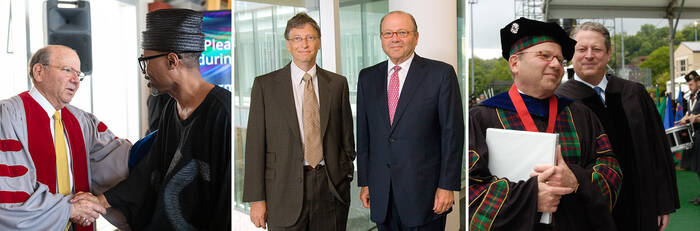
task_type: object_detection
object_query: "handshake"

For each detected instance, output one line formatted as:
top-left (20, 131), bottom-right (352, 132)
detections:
top-left (68, 192), bottom-right (110, 227)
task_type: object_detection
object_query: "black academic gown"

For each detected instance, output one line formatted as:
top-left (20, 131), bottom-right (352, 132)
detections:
top-left (556, 75), bottom-right (680, 231)
top-left (469, 92), bottom-right (619, 231)
top-left (105, 86), bottom-right (231, 230)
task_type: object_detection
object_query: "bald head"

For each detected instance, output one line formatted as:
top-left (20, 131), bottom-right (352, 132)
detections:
top-left (380, 11), bottom-right (418, 33)
top-left (28, 45), bottom-right (78, 81)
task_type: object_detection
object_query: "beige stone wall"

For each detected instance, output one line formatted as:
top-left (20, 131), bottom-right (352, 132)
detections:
top-left (675, 44), bottom-right (700, 78)
top-left (691, 52), bottom-right (700, 73)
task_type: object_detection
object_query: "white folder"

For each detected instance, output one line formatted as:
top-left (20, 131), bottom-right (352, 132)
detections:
top-left (486, 128), bottom-right (558, 224)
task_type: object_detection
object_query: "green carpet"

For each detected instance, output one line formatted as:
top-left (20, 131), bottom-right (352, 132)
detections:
top-left (667, 170), bottom-right (700, 231)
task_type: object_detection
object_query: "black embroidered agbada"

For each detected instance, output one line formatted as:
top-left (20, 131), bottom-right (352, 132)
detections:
top-left (104, 86), bottom-right (231, 230)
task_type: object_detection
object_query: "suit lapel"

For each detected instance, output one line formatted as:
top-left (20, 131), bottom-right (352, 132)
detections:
top-left (274, 64), bottom-right (302, 144)
top-left (374, 61), bottom-right (391, 131)
top-left (317, 66), bottom-right (331, 140)
top-left (390, 55), bottom-right (427, 134)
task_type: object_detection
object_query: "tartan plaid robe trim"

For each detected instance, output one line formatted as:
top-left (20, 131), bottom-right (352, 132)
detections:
top-left (469, 150), bottom-right (479, 171)
top-left (469, 179), bottom-right (509, 231)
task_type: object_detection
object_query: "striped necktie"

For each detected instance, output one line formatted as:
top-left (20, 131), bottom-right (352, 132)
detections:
top-left (594, 86), bottom-right (605, 104)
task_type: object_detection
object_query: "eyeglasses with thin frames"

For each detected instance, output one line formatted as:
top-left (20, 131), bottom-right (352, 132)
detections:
top-left (43, 64), bottom-right (85, 81)
top-left (287, 35), bottom-right (318, 43)
top-left (381, 30), bottom-right (413, 38)
top-left (516, 50), bottom-right (568, 67)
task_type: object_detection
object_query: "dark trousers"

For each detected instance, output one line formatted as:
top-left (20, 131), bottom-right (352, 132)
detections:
top-left (377, 186), bottom-right (446, 231)
top-left (269, 166), bottom-right (349, 231)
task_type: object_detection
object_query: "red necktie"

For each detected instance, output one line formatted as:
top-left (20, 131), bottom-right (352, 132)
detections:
top-left (388, 66), bottom-right (401, 125)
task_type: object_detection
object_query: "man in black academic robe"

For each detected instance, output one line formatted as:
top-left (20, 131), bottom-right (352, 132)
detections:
top-left (72, 9), bottom-right (231, 230)
top-left (469, 17), bottom-right (621, 231)
top-left (556, 21), bottom-right (679, 231)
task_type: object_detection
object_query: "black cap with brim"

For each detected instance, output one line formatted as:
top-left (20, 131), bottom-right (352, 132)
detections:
top-left (143, 9), bottom-right (204, 53)
top-left (686, 70), bottom-right (699, 82)
top-left (500, 17), bottom-right (575, 61)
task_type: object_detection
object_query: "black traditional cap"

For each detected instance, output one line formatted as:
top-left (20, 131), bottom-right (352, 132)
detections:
top-left (500, 17), bottom-right (575, 61)
top-left (686, 70), bottom-right (699, 82)
top-left (142, 9), bottom-right (204, 53)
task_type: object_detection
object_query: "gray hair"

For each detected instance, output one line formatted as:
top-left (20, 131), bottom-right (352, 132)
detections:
top-left (28, 47), bottom-right (52, 79)
top-left (571, 21), bottom-right (611, 51)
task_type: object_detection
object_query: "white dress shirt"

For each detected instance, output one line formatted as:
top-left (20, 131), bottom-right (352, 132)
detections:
top-left (574, 73), bottom-right (609, 103)
top-left (386, 52), bottom-right (415, 98)
top-left (29, 87), bottom-right (74, 192)
top-left (290, 62), bottom-right (325, 166)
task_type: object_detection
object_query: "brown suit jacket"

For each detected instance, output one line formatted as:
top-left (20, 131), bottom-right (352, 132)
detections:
top-left (242, 63), bottom-right (356, 227)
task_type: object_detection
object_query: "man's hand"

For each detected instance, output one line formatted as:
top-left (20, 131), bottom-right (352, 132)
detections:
top-left (69, 192), bottom-right (106, 227)
top-left (250, 201), bottom-right (267, 229)
top-left (658, 214), bottom-right (669, 231)
top-left (691, 114), bottom-right (700, 124)
top-left (532, 145), bottom-right (578, 190)
top-left (433, 188), bottom-right (454, 214)
top-left (680, 114), bottom-right (700, 124)
top-left (534, 166), bottom-right (574, 212)
top-left (360, 186), bottom-right (370, 208)
top-left (678, 115), bottom-right (690, 125)
top-left (71, 192), bottom-right (112, 209)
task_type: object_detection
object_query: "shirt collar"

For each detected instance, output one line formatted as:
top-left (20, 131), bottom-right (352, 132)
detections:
top-left (29, 87), bottom-right (60, 116)
top-left (291, 62), bottom-right (317, 85)
top-left (573, 73), bottom-right (608, 91)
top-left (387, 52), bottom-right (415, 73)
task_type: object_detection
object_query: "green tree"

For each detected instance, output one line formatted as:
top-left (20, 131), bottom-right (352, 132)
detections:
top-left (640, 46), bottom-right (669, 76)
top-left (609, 23), bottom-right (697, 70)
top-left (469, 57), bottom-right (513, 97)
top-left (639, 46), bottom-right (670, 92)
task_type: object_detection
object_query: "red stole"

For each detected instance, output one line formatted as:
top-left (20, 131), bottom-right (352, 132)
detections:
top-left (19, 92), bottom-right (93, 231)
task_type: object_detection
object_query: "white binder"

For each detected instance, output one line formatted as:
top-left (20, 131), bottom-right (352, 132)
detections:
top-left (486, 128), bottom-right (558, 224)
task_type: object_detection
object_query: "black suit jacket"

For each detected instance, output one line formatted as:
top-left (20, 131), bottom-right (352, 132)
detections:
top-left (356, 54), bottom-right (465, 226)
top-left (242, 63), bottom-right (356, 227)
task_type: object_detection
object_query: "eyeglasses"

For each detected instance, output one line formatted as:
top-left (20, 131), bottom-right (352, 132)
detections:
top-left (43, 64), bottom-right (85, 81)
top-left (287, 35), bottom-right (318, 43)
top-left (138, 53), bottom-right (181, 73)
top-left (516, 50), bottom-right (568, 67)
top-left (381, 30), bottom-right (413, 38)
